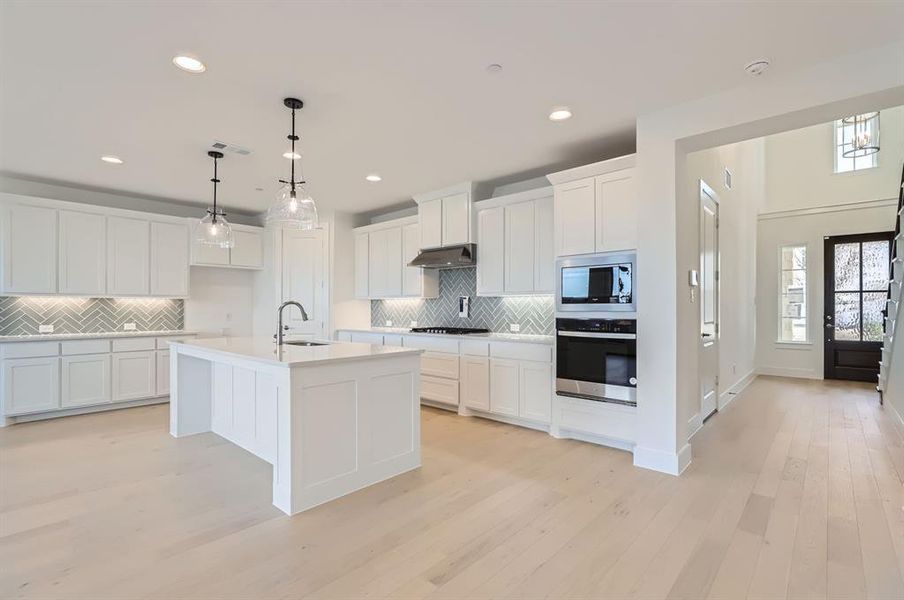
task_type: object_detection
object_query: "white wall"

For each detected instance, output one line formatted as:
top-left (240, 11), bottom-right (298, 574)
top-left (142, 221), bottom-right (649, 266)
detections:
top-left (634, 39), bottom-right (904, 475)
top-left (685, 138), bottom-right (764, 432)
top-left (763, 105), bottom-right (904, 213)
top-left (755, 203), bottom-right (897, 379)
top-left (184, 267), bottom-right (255, 337)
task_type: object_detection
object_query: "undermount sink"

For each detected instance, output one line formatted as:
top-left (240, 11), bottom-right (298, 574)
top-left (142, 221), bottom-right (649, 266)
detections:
top-left (282, 341), bottom-right (328, 347)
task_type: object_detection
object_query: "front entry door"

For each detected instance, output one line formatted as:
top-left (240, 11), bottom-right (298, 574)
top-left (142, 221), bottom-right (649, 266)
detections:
top-left (824, 232), bottom-right (893, 381)
top-left (699, 181), bottom-right (720, 420)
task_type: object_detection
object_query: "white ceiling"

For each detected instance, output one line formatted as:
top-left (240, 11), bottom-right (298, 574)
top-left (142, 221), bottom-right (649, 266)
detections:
top-left (2, 1), bottom-right (903, 217)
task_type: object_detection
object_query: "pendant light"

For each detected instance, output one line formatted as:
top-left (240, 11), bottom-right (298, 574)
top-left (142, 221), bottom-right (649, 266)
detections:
top-left (265, 97), bottom-right (318, 229)
top-left (194, 150), bottom-right (235, 248)
top-left (842, 112), bottom-right (880, 157)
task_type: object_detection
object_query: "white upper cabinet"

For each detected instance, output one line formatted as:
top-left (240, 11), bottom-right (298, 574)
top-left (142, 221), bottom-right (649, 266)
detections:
top-left (547, 154), bottom-right (637, 257)
top-left (476, 206), bottom-right (504, 295)
top-left (107, 216), bottom-right (150, 296)
top-left (150, 221), bottom-right (189, 297)
top-left (190, 222), bottom-right (264, 270)
top-left (1, 204), bottom-right (57, 294)
top-left (419, 199), bottom-right (443, 249)
top-left (475, 188), bottom-right (553, 296)
top-left (59, 211), bottom-right (106, 295)
top-left (191, 239), bottom-right (229, 266)
top-left (415, 182), bottom-right (478, 249)
top-left (354, 216), bottom-right (437, 300)
top-left (354, 232), bottom-right (369, 299)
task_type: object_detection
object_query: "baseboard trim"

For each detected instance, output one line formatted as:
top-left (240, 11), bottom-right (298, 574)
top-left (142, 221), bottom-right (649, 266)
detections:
top-left (687, 412), bottom-right (704, 439)
top-left (463, 407), bottom-right (550, 433)
top-left (5, 396), bottom-right (169, 426)
top-left (633, 443), bottom-right (692, 476)
top-left (756, 365), bottom-right (822, 380)
top-left (719, 370), bottom-right (757, 410)
top-left (554, 427), bottom-right (634, 452)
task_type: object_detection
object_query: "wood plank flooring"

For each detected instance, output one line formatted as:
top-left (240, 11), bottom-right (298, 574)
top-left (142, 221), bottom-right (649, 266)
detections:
top-left (1, 376), bottom-right (902, 599)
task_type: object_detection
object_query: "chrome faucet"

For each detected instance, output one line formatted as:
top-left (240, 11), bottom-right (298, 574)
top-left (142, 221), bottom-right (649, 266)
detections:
top-left (276, 300), bottom-right (309, 345)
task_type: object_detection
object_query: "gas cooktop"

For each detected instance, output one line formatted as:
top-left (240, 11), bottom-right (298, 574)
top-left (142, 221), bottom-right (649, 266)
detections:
top-left (409, 327), bottom-right (490, 335)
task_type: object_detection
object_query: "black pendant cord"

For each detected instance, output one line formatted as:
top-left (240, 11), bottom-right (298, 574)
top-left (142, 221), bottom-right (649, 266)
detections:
top-left (208, 150), bottom-right (224, 223)
top-left (280, 98), bottom-right (305, 197)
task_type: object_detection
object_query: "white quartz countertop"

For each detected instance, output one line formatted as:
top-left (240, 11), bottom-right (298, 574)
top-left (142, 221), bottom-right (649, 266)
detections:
top-left (171, 337), bottom-right (423, 367)
top-left (338, 327), bottom-right (554, 345)
top-left (0, 330), bottom-right (198, 343)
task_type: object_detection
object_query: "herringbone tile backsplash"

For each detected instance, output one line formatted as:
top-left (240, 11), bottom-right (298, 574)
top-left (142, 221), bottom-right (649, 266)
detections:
top-left (371, 268), bottom-right (554, 334)
top-left (0, 297), bottom-right (184, 335)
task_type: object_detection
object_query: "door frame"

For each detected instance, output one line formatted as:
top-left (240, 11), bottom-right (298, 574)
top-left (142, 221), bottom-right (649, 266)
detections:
top-left (273, 224), bottom-right (331, 339)
top-left (823, 231), bottom-right (894, 381)
top-left (699, 180), bottom-right (720, 423)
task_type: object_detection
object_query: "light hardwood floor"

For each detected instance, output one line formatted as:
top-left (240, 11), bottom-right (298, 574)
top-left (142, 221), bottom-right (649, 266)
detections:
top-left (1, 376), bottom-right (903, 599)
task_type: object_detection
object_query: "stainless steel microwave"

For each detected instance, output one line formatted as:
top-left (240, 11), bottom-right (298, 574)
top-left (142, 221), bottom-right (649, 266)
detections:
top-left (556, 252), bottom-right (636, 313)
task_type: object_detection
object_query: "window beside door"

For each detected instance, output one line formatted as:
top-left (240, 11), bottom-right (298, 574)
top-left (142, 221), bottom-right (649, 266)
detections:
top-left (779, 244), bottom-right (808, 342)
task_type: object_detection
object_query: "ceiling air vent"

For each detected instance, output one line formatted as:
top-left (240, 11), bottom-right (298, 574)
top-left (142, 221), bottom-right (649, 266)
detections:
top-left (211, 140), bottom-right (252, 156)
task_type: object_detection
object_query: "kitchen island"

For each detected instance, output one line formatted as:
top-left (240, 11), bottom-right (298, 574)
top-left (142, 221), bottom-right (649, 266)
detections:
top-left (168, 337), bottom-right (423, 515)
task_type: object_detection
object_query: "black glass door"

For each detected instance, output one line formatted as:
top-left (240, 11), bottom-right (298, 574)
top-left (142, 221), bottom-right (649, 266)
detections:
top-left (824, 232), bottom-right (893, 381)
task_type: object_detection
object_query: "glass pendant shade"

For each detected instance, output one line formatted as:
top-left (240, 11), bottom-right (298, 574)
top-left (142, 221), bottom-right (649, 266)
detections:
top-left (265, 183), bottom-right (318, 230)
top-left (842, 112), bottom-right (880, 158)
top-left (195, 210), bottom-right (235, 248)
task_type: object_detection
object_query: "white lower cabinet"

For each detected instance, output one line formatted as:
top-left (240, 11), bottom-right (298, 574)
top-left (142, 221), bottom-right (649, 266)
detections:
top-left (156, 350), bottom-right (170, 396)
top-left (460, 355), bottom-right (490, 411)
top-left (61, 354), bottom-right (111, 408)
top-left (489, 358), bottom-right (519, 417)
top-left (519, 361), bottom-right (552, 423)
top-left (112, 351), bottom-right (157, 402)
top-left (2, 357), bottom-right (60, 415)
top-left (420, 375), bottom-right (459, 406)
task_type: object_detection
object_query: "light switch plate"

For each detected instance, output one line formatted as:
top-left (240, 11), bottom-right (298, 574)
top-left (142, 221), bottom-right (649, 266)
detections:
top-left (123, 323), bottom-right (136, 331)
top-left (509, 323), bottom-right (521, 332)
top-left (410, 320), bottom-right (417, 328)
top-left (386, 320), bottom-right (393, 327)
top-left (39, 324), bottom-right (54, 333)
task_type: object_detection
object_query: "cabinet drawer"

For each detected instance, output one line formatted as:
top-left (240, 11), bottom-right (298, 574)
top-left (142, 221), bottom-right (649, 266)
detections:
top-left (383, 334), bottom-right (404, 347)
top-left (490, 342), bottom-right (551, 363)
top-left (156, 335), bottom-right (195, 349)
top-left (1, 342), bottom-right (59, 359)
top-left (403, 336), bottom-right (459, 354)
top-left (459, 340), bottom-right (489, 357)
top-left (336, 331), bottom-right (352, 342)
top-left (61, 339), bottom-right (111, 355)
top-left (421, 351), bottom-right (459, 379)
top-left (421, 374), bottom-right (459, 406)
top-left (556, 395), bottom-right (636, 443)
top-left (112, 337), bottom-right (156, 352)
top-left (350, 332), bottom-right (384, 345)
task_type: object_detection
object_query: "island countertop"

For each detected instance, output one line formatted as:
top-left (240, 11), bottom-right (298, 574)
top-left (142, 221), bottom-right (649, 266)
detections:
top-left (170, 336), bottom-right (423, 367)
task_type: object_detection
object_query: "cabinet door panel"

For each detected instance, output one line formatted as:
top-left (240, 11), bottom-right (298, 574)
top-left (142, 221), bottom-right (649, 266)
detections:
top-left (368, 229), bottom-right (386, 298)
top-left (477, 207), bottom-right (504, 296)
top-left (107, 217), bottom-right (150, 295)
top-left (150, 221), bottom-right (189, 296)
top-left (156, 350), bottom-right (170, 396)
top-left (230, 230), bottom-right (263, 268)
top-left (554, 179), bottom-right (595, 256)
top-left (191, 238), bottom-right (230, 266)
top-left (442, 192), bottom-right (470, 246)
top-left (460, 356), bottom-right (490, 411)
top-left (419, 199), bottom-right (443, 249)
top-left (519, 361), bottom-right (551, 423)
top-left (61, 353), bottom-right (111, 408)
top-left (354, 233), bottom-right (369, 298)
top-left (505, 201), bottom-right (535, 293)
top-left (402, 223), bottom-right (421, 297)
top-left (595, 171), bottom-right (637, 252)
top-left (384, 226), bottom-right (402, 297)
top-left (111, 351), bottom-right (156, 401)
top-left (534, 196), bottom-right (556, 293)
top-left (2, 357), bottom-right (60, 415)
top-left (59, 211), bottom-right (106, 295)
top-left (489, 358), bottom-right (519, 416)
top-left (2, 204), bottom-right (57, 294)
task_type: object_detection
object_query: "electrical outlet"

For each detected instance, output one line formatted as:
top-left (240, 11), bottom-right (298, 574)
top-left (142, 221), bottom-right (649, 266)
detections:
top-left (123, 323), bottom-right (136, 331)
top-left (509, 323), bottom-right (521, 333)
top-left (38, 324), bottom-right (54, 333)
top-left (410, 320), bottom-right (417, 328)
top-left (386, 320), bottom-right (393, 327)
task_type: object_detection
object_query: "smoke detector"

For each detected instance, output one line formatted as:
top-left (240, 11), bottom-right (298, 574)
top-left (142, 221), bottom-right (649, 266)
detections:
top-left (744, 59), bottom-right (770, 76)
top-left (211, 140), bottom-right (252, 156)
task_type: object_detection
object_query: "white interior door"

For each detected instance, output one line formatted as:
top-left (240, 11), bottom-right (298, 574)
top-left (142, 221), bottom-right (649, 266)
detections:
top-left (280, 228), bottom-right (326, 338)
top-left (699, 181), bottom-right (720, 421)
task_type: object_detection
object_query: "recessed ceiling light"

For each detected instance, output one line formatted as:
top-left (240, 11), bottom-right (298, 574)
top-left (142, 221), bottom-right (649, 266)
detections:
top-left (548, 107), bottom-right (573, 122)
top-left (283, 151), bottom-right (301, 160)
top-left (172, 55), bottom-right (206, 73)
top-left (255, 187), bottom-right (264, 192)
top-left (365, 174), bottom-right (382, 182)
top-left (744, 59), bottom-right (770, 76)
top-left (101, 155), bottom-right (123, 164)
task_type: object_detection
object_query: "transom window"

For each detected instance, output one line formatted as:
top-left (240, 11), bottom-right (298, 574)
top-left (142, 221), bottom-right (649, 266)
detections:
top-left (834, 116), bottom-right (879, 173)
top-left (779, 244), bottom-right (808, 342)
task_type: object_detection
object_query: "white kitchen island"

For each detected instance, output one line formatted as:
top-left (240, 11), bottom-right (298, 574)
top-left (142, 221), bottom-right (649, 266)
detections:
top-left (168, 337), bottom-right (423, 516)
